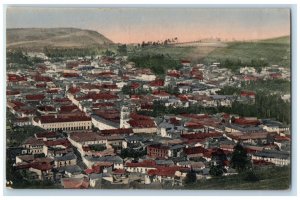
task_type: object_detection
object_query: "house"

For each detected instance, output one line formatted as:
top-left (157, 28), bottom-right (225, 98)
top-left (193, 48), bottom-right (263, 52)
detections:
top-left (54, 152), bottom-right (77, 168)
top-left (68, 132), bottom-right (107, 156)
top-left (91, 110), bottom-right (120, 130)
top-left (147, 144), bottom-right (170, 159)
top-left (22, 137), bottom-right (44, 155)
top-left (152, 90), bottom-right (170, 100)
top-left (125, 160), bottom-right (157, 174)
top-left (251, 150), bottom-right (290, 166)
top-left (82, 155), bottom-right (123, 169)
top-left (181, 60), bottom-right (191, 67)
top-left (145, 166), bottom-right (189, 186)
top-left (35, 132), bottom-right (58, 141)
top-left (128, 113), bottom-right (157, 134)
top-left (13, 117), bottom-right (32, 126)
top-left (260, 119), bottom-right (289, 133)
top-left (57, 165), bottom-right (83, 178)
top-left (28, 157), bottom-right (55, 181)
top-left (43, 138), bottom-right (73, 157)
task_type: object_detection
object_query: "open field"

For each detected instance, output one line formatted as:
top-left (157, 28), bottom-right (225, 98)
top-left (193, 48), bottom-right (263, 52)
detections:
top-left (184, 166), bottom-right (291, 190)
top-left (203, 36), bottom-right (290, 67)
top-left (128, 43), bottom-right (224, 62)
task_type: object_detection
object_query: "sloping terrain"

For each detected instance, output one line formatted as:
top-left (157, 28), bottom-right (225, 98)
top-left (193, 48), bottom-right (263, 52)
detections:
top-left (7, 28), bottom-right (113, 50)
top-left (203, 36), bottom-right (291, 67)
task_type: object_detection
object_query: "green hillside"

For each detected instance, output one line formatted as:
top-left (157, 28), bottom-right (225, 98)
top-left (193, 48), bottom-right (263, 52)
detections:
top-left (203, 36), bottom-right (290, 67)
top-left (6, 28), bottom-right (113, 51)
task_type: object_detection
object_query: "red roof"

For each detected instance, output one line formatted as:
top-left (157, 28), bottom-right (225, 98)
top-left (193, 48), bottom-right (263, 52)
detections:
top-left (68, 87), bottom-right (80, 94)
top-left (167, 70), bottom-right (181, 78)
top-left (243, 75), bottom-right (257, 81)
top-left (36, 83), bottom-right (47, 88)
top-left (181, 132), bottom-right (222, 140)
top-left (35, 131), bottom-right (57, 139)
top-left (148, 166), bottom-right (188, 177)
top-left (38, 115), bottom-right (91, 124)
top-left (7, 90), bottom-right (20, 96)
top-left (126, 160), bottom-right (157, 168)
top-left (113, 169), bottom-right (126, 175)
top-left (184, 146), bottom-right (208, 155)
top-left (100, 128), bottom-right (133, 135)
top-left (37, 105), bottom-right (55, 112)
top-left (128, 113), bottom-right (156, 128)
top-left (100, 84), bottom-right (118, 90)
top-left (43, 138), bottom-right (71, 147)
top-left (7, 74), bottom-right (27, 82)
top-left (140, 103), bottom-right (153, 110)
top-left (241, 91), bottom-right (256, 97)
top-left (131, 82), bottom-right (141, 90)
top-left (26, 94), bottom-right (45, 101)
top-left (15, 117), bottom-right (29, 122)
top-left (34, 75), bottom-right (52, 82)
top-left (63, 73), bottom-right (79, 78)
top-left (128, 119), bottom-right (156, 128)
top-left (274, 135), bottom-right (291, 142)
top-left (181, 114), bottom-right (210, 120)
top-left (177, 94), bottom-right (189, 101)
top-left (60, 105), bottom-right (79, 113)
top-left (270, 73), bottom-right (282, 79)
top-left (252, 159), bottom-right (275, 166)
top-left (97, 71), bottom-right (116, 77)
top-left (10, 100), bottom-right (25, 108)
top-left (181, 60), bottom-right (191, 64)
top-left (149, 79), bottom-right (164, 87)
top-left (185, 122), bottom-right (204, 129)
top-left (152, 90), bottom-right (170, 97)
top-left (30, 158), bottom-right (54, 171)
top-left (234, 118), bottom-right (260, 126)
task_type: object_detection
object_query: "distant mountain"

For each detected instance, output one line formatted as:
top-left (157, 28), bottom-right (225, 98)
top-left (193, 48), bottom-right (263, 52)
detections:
top-left (6, 28), bottom-right (113, 50)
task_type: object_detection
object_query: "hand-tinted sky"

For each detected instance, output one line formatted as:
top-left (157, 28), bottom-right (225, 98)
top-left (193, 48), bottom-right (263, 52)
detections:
top-left (6, 7), bottom-right (290, 44)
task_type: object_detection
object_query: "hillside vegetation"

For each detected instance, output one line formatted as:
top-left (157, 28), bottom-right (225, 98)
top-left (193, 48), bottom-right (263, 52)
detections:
top-left (6, 28), bottom-right (113, 51)
top-left (203, 36), bottom-right (291, 67)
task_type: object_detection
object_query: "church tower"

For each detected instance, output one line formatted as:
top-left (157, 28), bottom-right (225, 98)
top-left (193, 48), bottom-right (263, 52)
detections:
top-left (120, 106), bottom-right (130, 128)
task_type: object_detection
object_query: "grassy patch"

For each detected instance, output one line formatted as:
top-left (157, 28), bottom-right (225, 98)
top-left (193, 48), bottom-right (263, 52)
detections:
top-left (203, 36), bottom-right (290, 67)
top-left (185, 166), bottom-right (291, 190)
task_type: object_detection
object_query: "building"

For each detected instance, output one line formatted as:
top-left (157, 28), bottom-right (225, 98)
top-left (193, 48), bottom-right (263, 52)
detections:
top-left (252, 150), bottom-right (290, 166)
top-left (147, 144), bottom-right (170, 159)
top-left (32, 115), bottom-right (92, 131)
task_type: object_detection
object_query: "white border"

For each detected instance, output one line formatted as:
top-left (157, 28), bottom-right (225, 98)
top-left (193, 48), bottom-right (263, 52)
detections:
top-left (1, 0), bottom-right (299, 199)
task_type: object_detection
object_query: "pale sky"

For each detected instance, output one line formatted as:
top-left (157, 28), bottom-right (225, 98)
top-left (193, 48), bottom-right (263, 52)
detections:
top-left (6, 7), bottom-right (291, 44)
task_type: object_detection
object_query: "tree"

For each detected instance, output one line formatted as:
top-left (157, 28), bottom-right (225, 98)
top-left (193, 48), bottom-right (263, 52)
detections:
top-left (184, 170), bottom-right (197, 184)
top-left (209, 164), bottom-right (225, 177)
top-left (230, 143), bottom-right (251, 173)
top-left (117, 44), bottom-right (127, 56)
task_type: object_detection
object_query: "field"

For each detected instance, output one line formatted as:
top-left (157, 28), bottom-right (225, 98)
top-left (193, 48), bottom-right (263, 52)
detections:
top-left (203, 36), bottom-right (291, 67)
top-left (184, 166), bottom-right (291, 190)
top-left (128, 42), bottom-right (224, 63)
top-left (127, 36), bottom-right (290, 71)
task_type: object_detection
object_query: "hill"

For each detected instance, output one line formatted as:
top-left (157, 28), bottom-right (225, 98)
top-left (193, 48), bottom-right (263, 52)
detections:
top-left (6, 28), bottom-right (113, 51)
top-left (203, 35), bottom-right (290, 67)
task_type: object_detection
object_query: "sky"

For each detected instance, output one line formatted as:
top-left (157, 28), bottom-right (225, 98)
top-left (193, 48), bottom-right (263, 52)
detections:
top-left (6, 7), bottom-right (291, 44)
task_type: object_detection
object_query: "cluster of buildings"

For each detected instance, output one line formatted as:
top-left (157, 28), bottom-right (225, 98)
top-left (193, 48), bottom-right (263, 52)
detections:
top-left (6, 53), bottom-right (291, 189)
